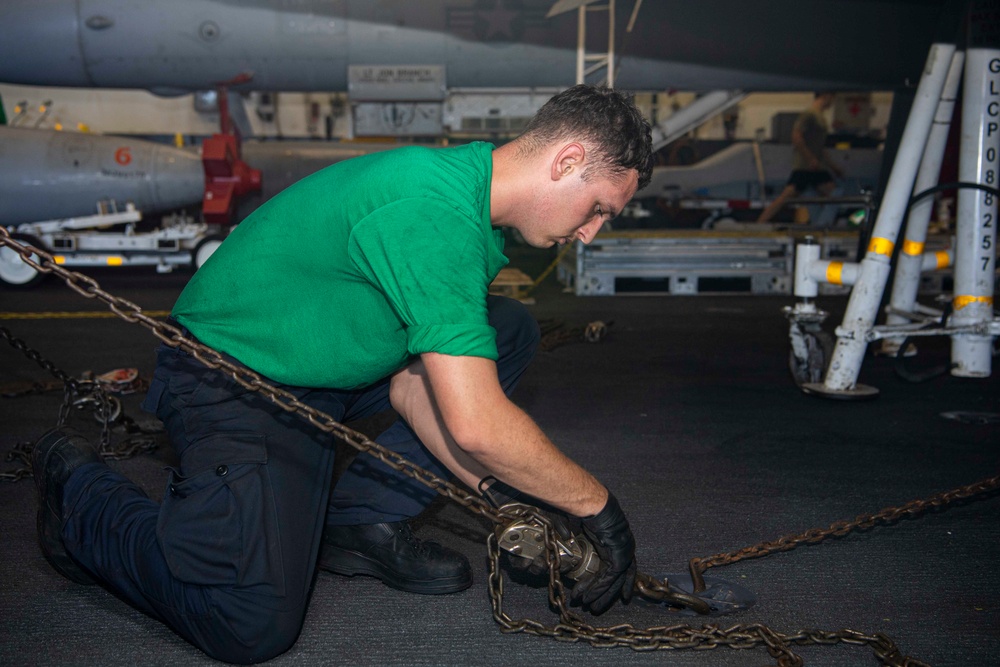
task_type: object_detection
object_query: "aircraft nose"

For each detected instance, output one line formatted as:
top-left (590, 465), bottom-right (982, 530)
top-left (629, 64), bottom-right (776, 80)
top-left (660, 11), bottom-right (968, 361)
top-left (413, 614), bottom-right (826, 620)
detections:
top-left (0, 1), bottom-right (91, 86)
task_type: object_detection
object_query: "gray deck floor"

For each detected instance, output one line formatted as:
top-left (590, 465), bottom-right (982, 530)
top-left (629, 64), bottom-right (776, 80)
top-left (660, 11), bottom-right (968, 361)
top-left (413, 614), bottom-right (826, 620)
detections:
top-left (1, 251), bottom-right (998, 667)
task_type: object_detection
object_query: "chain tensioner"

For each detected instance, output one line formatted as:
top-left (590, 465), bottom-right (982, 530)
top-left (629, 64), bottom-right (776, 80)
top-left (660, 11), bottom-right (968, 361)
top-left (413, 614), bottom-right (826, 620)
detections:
top-left (1, 325), bottom-right (159, 482)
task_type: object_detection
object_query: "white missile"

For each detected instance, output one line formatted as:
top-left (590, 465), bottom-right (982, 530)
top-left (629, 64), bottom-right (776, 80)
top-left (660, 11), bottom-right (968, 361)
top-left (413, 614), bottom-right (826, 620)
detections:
top-left (0, 127), bottom-right (205, 225)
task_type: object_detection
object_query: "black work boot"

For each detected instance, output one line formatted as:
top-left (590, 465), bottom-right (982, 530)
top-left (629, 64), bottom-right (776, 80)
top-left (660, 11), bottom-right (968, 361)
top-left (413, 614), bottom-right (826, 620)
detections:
top-left (318, 522), bottom-right (472, 595)
top-left (31, 428), bottom-right (102, 585)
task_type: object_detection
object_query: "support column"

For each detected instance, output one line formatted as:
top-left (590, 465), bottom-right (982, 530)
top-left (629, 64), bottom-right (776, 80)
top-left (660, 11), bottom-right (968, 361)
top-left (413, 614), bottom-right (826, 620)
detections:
top-left (570, 0), bottom-right (615, 87)
top-left (804, 42), bottom-right (956, 397)
top-left (951, 45), bottom-right (999, 376)
top-left (881, 51), bottom-right (966, 353)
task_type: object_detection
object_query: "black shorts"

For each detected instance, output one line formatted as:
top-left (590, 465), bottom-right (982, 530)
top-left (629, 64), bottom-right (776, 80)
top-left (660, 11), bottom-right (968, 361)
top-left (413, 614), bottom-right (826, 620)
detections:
top-left (787, 169), bottom-right (834, 192)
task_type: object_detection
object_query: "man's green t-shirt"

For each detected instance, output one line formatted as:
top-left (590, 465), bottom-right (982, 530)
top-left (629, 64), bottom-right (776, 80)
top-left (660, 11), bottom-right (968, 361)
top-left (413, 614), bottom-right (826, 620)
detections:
top-left (172, 142), bottom-right (508, 389)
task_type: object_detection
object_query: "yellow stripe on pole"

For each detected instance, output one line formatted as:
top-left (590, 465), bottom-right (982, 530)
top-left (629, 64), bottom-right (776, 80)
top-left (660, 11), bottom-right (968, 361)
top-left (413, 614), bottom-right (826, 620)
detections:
top-left (106, 256), bottom-right (124, 266)
top-left (902, 239), bottom-right (924, 256)
top-left (826, 261), bottom-right (844, 285)
top-left (935, 251), bottom-right (951, 269)
top-left (953, 295), bottom-right (994, 310)
top-left (867, 237), bottom-right (895, 256)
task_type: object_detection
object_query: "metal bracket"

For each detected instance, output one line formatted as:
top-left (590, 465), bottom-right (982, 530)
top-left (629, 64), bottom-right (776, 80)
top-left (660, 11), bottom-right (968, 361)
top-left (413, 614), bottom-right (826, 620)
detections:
top-left (636, 573), bottom-right (757, 617)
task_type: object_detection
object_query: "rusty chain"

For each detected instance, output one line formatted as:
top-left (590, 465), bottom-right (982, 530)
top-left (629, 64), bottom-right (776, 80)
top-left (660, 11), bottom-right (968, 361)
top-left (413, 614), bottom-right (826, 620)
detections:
top-left (1, 323), bottom-right (160, 473)
top-left (537, 319), bottom-right (612, 351)
top-left (486, 530), bottom-right (927, 666)
top-left (3, 227), bottom-right (994, 665)
top-left (1, 379), bottom-right (64, 398)
top-left (689, 474), bottom-right (1000, 592)
top-left (1, 324), bottom-right (83, 391)
top-left (1, 323), bottom-right (161, 481)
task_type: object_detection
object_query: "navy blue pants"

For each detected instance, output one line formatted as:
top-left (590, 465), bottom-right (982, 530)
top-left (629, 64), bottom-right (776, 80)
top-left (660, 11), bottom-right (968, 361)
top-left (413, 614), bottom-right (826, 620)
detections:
top-left (60, 296), bottom-right (539, 664)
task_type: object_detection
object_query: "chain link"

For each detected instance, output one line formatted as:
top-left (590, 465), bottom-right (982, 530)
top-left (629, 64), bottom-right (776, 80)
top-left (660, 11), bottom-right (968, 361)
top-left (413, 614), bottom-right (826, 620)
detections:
top-left (688, 474), bottom-right (1000, 593)
top-left (1, 379), bottom-right (63, 398)
top-left (1, 324), bottom-right (159, 480)
top-left (537, 319), bottom-right (612, 351)
top-left (1, 324), bottom-right (79, 388)
top-left (2, 441), bottom-right (35, 482)
top-left (487, 533), bottom-right (930, 666)
top-left (3, 227), bottom-right (991, 665)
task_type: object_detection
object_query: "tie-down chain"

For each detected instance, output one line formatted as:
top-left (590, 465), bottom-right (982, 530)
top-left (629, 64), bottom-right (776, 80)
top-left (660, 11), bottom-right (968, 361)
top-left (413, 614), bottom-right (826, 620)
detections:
top-left (0, 325), bottom-right (159, 482)
top-left (4, 227), bottom-right (997, 666)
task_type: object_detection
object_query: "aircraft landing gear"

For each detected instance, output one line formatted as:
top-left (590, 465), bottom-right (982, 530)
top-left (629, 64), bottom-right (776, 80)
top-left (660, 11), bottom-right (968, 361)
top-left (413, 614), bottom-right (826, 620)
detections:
top-left (0, 232), bottom-right (45, 287)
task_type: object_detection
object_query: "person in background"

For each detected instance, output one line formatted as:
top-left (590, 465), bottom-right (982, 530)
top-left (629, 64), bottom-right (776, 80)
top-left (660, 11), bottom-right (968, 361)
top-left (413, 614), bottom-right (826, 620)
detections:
top-left (757, 91), bottom-right (844, 223)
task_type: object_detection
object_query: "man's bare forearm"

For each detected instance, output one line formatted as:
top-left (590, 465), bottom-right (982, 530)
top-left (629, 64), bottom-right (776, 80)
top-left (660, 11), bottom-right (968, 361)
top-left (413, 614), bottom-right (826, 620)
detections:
top-left (389, 361), bottom-right (492, 490)
top-left (391, 355), bottom-right (607, 517)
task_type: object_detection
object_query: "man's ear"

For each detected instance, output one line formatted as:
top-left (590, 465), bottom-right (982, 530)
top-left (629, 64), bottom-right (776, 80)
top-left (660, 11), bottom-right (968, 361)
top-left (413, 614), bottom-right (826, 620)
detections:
top-left (550, 142), bottom-right (586, 181)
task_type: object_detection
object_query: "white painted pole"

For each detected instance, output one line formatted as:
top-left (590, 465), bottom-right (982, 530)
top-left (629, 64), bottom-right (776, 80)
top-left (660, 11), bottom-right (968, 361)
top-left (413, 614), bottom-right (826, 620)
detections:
top-left (807, 260), bottom-right (861, 287)
top-left (951, 45), bottom-right (999, 377)
top-left (881, 51), bottom-right (966, 353)
top-left (607, 0), bottom-right (615, 89)
top-left (793, 240), bottom-right (822, 298)
top-left (649, 91), bottom-right (746, 152)
top-left (817, 43), bottom-right (956, 394)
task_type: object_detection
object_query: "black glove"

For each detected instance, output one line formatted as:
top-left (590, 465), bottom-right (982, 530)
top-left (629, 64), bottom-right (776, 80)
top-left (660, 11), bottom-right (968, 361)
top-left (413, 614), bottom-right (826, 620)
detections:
top-left (569, 492), bottom-right (636, 614)
top-left (481, 477), bottom-right (580, 576)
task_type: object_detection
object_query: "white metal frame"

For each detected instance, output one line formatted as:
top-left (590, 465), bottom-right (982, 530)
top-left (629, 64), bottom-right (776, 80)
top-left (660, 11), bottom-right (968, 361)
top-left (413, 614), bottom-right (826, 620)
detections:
top-left (574, 1), bottom-right (615, 87)
top-left (787, 41), bottom-right (999, 398)
top-left (3, 204), bottom-right (219, 281)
